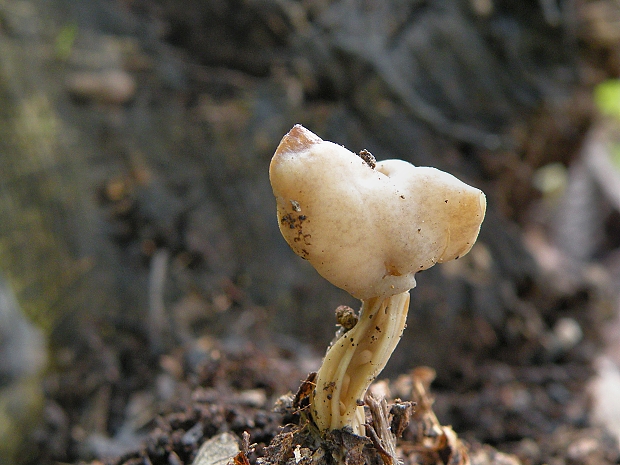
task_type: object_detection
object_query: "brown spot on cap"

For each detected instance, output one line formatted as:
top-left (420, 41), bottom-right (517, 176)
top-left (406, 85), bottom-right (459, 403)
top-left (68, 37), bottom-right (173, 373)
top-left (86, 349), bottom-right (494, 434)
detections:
top-left (275, 124), bottom-right (322, 155)
top-left (385, 263), bottom-right (402, 276)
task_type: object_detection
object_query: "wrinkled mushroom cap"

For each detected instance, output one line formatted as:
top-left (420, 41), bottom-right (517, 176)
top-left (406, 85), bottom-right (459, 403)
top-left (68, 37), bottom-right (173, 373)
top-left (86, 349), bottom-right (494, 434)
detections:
top-left (270, 125), bottom-right (486, 300)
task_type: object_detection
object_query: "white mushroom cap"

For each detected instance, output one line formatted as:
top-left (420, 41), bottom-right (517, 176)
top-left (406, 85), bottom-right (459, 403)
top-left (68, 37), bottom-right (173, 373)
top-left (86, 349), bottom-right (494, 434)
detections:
top-left (270, 125), bottom-right (486, 301)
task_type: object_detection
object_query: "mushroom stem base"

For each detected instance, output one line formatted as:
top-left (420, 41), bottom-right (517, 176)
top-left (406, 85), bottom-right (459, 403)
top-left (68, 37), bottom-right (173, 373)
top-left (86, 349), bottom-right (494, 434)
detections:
top-left (310, 291), bottom-right (411, 435)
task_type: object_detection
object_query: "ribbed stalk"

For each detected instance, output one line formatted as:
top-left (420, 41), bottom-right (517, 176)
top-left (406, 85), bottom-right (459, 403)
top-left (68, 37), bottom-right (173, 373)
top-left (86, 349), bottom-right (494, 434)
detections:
top-left (310, 291), bottom-right (411, 435)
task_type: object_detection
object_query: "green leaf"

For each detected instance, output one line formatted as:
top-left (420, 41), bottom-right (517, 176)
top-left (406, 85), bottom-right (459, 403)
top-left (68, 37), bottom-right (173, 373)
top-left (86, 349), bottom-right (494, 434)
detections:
top-left (55, 23), bottom-right (78, 60)
top-left (595, 80), bottom-right (620, 120)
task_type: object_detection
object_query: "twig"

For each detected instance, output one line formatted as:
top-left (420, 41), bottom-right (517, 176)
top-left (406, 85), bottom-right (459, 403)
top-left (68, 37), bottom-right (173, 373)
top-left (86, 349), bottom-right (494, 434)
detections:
top-left (148, 248), bottom-right (169, 354)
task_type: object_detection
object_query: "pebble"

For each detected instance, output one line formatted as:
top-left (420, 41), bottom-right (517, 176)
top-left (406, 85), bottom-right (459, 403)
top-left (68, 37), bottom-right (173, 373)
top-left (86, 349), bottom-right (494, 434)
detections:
top-left (553, 317), bottom-right (583, 351)
top-left (66, 69), bottom-right (136, 104)
top-left (191, 432), bottom-right (239, 465)
top-left (590, 355), bottom-right (620, 444)
top-left (238, 388), bottom-right (267, 408)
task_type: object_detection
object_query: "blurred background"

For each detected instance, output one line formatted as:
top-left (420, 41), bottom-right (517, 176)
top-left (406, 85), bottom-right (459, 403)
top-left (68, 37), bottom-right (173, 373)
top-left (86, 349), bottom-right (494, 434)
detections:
top-left (2, 0), bottom-right (620, 463)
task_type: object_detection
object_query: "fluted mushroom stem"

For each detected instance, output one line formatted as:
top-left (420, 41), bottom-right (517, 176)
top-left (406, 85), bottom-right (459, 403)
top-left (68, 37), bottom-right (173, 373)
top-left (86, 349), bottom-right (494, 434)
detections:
top-left (310, 291), bottom-right (411, 435)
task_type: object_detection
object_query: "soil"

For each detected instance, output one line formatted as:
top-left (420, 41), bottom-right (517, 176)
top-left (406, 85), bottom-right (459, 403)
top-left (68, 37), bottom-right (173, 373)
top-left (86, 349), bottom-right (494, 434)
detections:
top-left (32, 293), bottom-right (620, 465)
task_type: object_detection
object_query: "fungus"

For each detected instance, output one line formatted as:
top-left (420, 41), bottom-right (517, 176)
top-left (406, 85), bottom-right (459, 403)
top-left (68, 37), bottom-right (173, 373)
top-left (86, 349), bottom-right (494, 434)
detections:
top-left (269, 124), bottom-right (486, 435)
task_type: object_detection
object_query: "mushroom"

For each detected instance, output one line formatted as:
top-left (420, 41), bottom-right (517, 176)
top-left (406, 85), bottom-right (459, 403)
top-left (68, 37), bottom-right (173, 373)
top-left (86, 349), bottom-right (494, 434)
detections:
top-left (269, 125), bottom-right (486, 435)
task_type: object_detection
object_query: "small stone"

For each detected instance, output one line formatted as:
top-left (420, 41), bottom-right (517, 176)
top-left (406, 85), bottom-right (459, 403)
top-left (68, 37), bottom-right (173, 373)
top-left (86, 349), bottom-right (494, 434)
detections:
top-left (553, 317), bottom-right (583, 351)
top-left (191, 432), bottom-right (239, 465)
top-left (566, 437), bottom-right (599, 461)
top-left (237, 389), bottom-right (267, 408)
top-left (66, 69), bottom-right (136, 104)
top-left (182, 422), bottom-right (204, 447)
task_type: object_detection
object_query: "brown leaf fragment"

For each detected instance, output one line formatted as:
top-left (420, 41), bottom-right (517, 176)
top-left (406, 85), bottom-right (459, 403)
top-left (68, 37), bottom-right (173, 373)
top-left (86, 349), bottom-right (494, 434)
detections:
top-left (293, 372), bottom-right (317, 413)
top-left (366, 423), bottom-right (395, 465)
top-left (365, 394), bottom-right (400, 464)
top-left (262, 430), bottom-right (295, 464)
top-left (437, 426), bottom-right (470, 465)
top-left (325, 429), bottom-right (374, 465)
top-left (390, 401), bottom-right (416, 438)
top-left (335, 305), bottom-right (358, 331)
top-left (358, 149), bottom-right (377, 169)
top-left (232, 451), bottom-right (251, 465)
